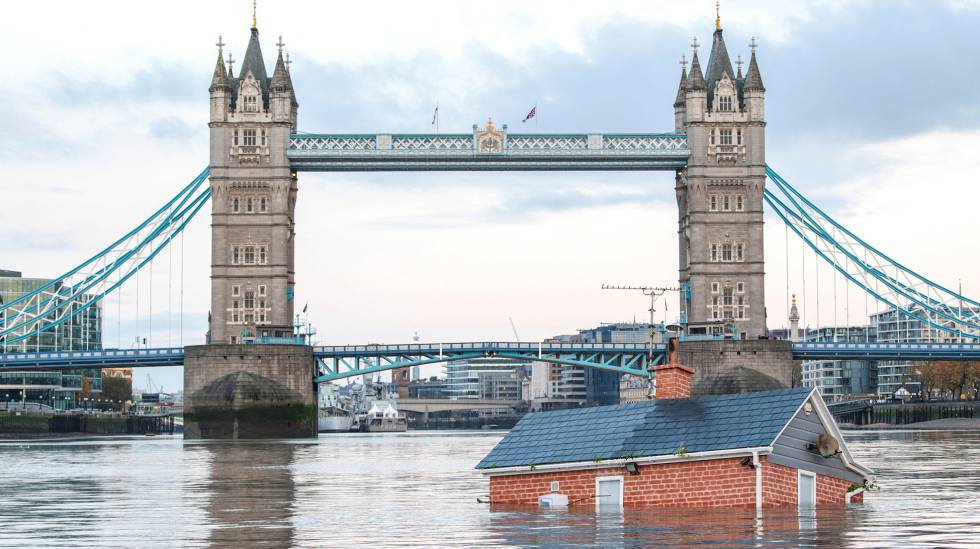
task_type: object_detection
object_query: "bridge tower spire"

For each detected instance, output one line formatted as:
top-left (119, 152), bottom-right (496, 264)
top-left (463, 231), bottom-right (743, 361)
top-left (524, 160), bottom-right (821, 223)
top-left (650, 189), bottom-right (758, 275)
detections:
top-left (676, 19), bottom-right (767, 339)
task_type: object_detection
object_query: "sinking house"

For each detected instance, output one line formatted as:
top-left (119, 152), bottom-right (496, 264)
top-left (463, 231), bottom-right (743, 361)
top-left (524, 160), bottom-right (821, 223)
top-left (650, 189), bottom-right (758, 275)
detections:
top-left (476, 363), bottom-right (873, 509)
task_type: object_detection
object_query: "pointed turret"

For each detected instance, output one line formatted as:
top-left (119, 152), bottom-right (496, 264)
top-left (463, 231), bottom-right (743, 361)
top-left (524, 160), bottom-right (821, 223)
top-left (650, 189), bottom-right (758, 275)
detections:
top-left (269, 47), bottom-right (297, 122)
top-left (673, 65), bottom-right (688, 108)
top-left (687, 52), bottom-right (707, 90)
top-left (210, 51), bottom-right (228, 91)
top-left (270, 49), bottom-right (290, 92)
top-left (236, 26), bottom-right (270, 110)
top-left (743, 50), bottom-right (765, 92)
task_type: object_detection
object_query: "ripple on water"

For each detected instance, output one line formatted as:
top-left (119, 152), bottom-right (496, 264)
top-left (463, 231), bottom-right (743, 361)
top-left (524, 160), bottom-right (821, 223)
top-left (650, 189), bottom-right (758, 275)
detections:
top-left (0, 430), bottom-right (977, 548)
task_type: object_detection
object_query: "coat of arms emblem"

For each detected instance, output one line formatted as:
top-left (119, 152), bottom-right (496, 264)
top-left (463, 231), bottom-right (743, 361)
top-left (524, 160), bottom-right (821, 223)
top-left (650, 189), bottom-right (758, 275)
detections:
top-left (475, 118), bottom-right (504, 153)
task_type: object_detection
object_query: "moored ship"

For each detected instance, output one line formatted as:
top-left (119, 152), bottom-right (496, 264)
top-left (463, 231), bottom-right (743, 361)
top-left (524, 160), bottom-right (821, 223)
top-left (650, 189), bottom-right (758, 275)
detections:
top-left (317, 383), bottom-right (355, 433)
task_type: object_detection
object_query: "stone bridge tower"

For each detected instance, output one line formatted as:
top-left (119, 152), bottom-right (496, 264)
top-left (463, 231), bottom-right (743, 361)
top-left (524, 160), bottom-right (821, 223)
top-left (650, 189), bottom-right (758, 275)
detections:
top-left (207, 24), bottom-right (298, 344)
top-left (184, 21), bottom-right (315, 440)
top-left (675, 21), bottom-right (767, 339)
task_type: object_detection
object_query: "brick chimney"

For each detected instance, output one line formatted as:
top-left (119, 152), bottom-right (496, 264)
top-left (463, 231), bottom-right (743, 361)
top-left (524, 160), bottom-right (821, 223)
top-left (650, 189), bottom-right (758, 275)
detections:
top-left (652, 363), bottom-right (693, 400)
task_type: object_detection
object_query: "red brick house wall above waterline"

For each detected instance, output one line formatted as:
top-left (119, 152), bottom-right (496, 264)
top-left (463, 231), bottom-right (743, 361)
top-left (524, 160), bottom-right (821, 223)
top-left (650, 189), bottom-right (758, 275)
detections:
top-left (488, 456), bottom-right (861, 507)
top-left (477, 385), bottom-right (874, 509)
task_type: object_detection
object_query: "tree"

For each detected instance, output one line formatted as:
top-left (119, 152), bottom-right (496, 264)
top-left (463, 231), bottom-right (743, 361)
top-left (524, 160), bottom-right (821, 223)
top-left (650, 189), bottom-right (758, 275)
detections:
top-left (920, 361), bottom-right (980, 400)
top-left (101, 376), bottom-right (133, 410)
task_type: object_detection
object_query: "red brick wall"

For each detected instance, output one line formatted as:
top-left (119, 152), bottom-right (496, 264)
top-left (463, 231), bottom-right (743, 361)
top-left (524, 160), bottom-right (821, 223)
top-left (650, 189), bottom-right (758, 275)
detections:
top-left (761, 460), bottom-right (855, 506)
top-left (652, 364), bottom-right (693, 399)
top-left (488, 456), bottom-right (857, 507)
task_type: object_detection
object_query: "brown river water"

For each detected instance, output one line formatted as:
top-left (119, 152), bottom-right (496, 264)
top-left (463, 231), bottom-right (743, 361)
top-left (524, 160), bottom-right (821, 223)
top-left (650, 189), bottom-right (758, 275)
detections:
top-left (0, 430), bottom-right (977, 548)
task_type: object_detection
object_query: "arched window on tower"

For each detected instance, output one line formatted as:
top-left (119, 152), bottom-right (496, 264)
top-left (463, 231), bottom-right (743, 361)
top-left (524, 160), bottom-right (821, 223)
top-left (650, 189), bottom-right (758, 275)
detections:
top-left (719, 95), bottom-right (733, 112)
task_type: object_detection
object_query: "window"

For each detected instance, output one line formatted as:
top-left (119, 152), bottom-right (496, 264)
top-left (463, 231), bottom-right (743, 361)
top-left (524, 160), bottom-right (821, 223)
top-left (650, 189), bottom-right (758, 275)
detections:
top-left (720, 129), bottom-right (733, 145)
top-left (260, 196), bottom-right (267, 212)
top-left (722, 243), bottom-right (733, 262)
top-left (244, 246), bottom-right (255, 264)
top-left (710, 244), bottom-right (718, 262)
top-left (798, 470), bottom-right (816, 509)
top-left (736, 129), bottom-right (743, 145)
top-left (711, 282), bottom-right (720, 293)
top-left (232, 197), bottom-right (240, 212)
top-left (710, 129), bottom-right (716, 145)
top-left (259, 246), bottom-right (267, 264)
top-left (709, 195), bottom-right (717, 211)
top-left (719, 95), bottom-right (733, 112)
top-left (230, 336), bottom-right (238, 344)
top-left (244, 290), bottom-right (255, 309)
top-left (723, 288), bottom-right (734, 306)
top-left (243, 95), bottom-right (258, 112)
top-left (244, 313), bottom-right (254, 323)
top-left (232, 246), bottom-right (240, 264)
top-left (736, 282), bottom-right (745, 293)
top-left (261, 129), bottom-right (267, 146)
top-left (232, 310), bottom-right (239, 322)
top-left (595, 476), bottom-right (624, 511)
top-left (233, 130), bottom-right (239, 146)
top-left (246, 197), bottom-right (254, 213)
top-left (723, 195), bottom-right (730, 211)
top-left (232, 285), bottom-right (240, 297)
top-left (243, 129), bottom-right (257, 146)
top-left (736, 243), bottom-right (744, 262)
top-left (258, 285), bottom-right (266, 297)
top-left (735, 194), bottom-right (744, 211)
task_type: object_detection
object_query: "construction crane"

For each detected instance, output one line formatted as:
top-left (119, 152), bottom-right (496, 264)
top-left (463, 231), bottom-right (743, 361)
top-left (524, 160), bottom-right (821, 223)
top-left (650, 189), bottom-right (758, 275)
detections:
top-left (508, 316), bottom-right (521, 342)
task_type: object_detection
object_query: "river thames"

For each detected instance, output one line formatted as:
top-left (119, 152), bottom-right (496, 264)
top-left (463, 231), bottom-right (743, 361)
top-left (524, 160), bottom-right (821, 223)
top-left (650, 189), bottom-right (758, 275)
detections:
top-left (0, 430), bottom-right (977, 548)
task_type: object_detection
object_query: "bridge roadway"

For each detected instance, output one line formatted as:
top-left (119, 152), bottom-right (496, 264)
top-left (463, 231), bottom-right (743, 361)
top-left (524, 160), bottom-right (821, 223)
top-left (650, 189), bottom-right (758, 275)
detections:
top-left (2, 342), bottom-right (980, 378)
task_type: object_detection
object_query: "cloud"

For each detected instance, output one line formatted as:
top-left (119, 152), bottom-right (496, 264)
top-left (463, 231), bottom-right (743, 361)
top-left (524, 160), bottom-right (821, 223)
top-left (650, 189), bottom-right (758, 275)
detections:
top-left (46, 63), bottom-right (199, 107)
top-left (149, 116), bottom-right (200, 141)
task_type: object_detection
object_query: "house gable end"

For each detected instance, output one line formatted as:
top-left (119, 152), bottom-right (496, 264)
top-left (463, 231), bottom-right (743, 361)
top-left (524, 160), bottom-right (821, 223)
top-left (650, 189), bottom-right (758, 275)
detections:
top-left (769, 392), bottom-right (870, 484)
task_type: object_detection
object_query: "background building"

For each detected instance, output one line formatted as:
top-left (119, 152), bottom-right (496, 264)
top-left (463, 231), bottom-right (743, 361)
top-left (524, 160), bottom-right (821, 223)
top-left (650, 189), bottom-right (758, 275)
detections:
top-left (801, 326), bottom-right (877, 400)
top-left (871, 304), bottom-right (980, 397)
top-left (0, 270), bottom-right (103, 410)
top-left (445, 358), bottom-right (524, 401)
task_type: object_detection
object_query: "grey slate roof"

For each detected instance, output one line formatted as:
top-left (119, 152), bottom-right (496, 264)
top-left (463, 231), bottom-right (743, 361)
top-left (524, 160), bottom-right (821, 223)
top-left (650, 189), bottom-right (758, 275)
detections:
top-left (230, 27), bottom-right (270, 110)
top-left (705, 28), bottom-right (735, 107)
top-left (475, 387), bottom-right (812, 469)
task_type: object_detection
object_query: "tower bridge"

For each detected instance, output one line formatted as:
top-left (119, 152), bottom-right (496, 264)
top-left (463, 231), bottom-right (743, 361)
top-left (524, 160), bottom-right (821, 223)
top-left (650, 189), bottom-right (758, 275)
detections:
top-left (3, 10), bottom-right (980, 438)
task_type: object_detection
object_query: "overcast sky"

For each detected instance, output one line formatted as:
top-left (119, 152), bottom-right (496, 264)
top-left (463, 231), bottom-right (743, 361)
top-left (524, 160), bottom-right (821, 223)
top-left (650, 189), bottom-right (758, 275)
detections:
top-left (3, 1), bottom-right (980, 391)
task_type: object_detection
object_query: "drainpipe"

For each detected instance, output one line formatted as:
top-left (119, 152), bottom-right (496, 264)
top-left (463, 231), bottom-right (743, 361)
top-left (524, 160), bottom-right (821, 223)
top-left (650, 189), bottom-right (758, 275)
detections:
top-left (753, 450), bottom-right (762, 511)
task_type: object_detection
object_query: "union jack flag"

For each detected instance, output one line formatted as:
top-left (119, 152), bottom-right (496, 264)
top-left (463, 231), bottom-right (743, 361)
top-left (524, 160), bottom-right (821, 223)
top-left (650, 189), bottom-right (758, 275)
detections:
top-left (522, 105), bottom-right (536, 123)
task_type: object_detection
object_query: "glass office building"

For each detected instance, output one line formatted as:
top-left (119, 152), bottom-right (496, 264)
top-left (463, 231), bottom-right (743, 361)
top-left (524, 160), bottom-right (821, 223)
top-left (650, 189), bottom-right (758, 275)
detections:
top-left (0, 270), bottom-right (102, 410)
top-left (801, 326), bottom-right (877, 399)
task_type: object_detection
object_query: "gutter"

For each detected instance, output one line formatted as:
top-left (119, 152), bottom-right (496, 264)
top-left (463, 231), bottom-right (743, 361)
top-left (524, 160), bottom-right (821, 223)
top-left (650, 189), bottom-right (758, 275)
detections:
top-left (479, 446), bottom-right (774, 477)
top-left (753, 450), bottom-right (762, 510)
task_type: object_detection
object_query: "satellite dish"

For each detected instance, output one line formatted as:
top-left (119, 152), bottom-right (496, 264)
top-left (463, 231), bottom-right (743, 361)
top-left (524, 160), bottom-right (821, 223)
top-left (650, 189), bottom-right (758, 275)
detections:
top-left (814, 433), bottom-right (841, 458)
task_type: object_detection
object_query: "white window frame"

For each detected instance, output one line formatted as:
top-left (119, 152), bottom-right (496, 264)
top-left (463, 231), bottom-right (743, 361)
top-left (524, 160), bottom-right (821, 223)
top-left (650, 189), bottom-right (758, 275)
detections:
top-left (719, 129), bottom-right (733, 145)
top-left (709, 194), bottom-right (717, 211)
top-left (232, 285), bottom-right (240, 297)
top-left (735, 194), bottom-right (744, 211)
top-left (595, 475), bottom-right (624, 511)
top-left (798, 470), bottom-right (817, 509)
top-left (711, 282), bottom-right (720, 293)
top-left (736, 282), bottom-right (745, 293)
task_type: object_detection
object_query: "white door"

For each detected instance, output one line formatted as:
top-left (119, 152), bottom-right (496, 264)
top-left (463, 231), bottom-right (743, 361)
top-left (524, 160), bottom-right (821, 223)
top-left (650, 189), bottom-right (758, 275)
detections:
top-left (798, 470), bottom-right (816, 509)
top-left (595, 476), bottom-right (623, 511)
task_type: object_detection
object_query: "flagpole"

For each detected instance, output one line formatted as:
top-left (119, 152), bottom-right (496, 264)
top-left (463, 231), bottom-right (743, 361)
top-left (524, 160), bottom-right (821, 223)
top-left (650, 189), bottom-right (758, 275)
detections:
top-left (535, 102), bottom-right (538, 132)
top-left (436, 100), bottom-right (439, 133)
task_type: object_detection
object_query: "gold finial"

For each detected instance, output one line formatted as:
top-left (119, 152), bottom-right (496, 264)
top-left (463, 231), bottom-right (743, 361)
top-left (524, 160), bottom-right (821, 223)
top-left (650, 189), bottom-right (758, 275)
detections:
top-left (715, 1), bottom-right (721, 30)
top-left (792, 293), bottom-right (797, 305)
top-left (252, 0), bottom-right (257, 28)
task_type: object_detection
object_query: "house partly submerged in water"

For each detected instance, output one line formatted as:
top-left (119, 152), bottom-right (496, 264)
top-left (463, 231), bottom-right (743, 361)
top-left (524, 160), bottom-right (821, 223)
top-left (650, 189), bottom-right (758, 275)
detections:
top-left (477, 363), bottom-right (873, 509)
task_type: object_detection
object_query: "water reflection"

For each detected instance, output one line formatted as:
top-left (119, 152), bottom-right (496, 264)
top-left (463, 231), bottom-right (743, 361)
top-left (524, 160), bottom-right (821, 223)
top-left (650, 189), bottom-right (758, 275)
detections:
top-left (486, 504), bottom-right (859, 548)
top-left (0, 431), bottom-right (977, 548)
top-left (196, 442), bottom-right (299, 548)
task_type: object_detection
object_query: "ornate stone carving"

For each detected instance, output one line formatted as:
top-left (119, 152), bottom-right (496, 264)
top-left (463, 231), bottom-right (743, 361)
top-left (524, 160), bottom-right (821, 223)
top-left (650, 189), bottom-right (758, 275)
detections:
top-left (475, 118), bottom-right (504, 153)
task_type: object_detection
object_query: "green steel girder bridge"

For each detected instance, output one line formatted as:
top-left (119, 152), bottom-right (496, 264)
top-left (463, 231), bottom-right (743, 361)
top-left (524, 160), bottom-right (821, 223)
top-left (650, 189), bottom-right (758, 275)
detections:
top-left (4, 342), bottom-right (980, 382)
